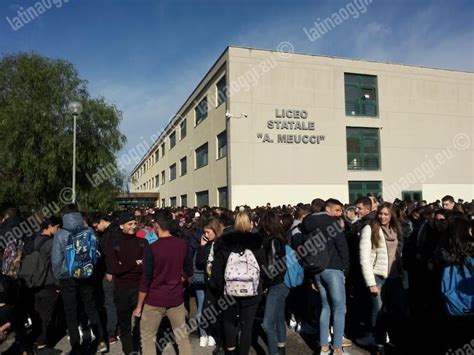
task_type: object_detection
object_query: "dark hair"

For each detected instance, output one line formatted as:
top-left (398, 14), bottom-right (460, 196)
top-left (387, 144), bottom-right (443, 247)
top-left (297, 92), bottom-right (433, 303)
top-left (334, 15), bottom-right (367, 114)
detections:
top-left (61, 203), bottom-right (78, 216)
top-left (154, 210), bottom-right (173, 231)
top-left (281, 213), bottom-right (293, 233)
top-left (442, 195), bottom-right (455, 203)
top-left (219, 210), bottom-right (234, 227)
top-left (445, 216), bottom-right (474, 266)
top-left (355, 196), bottom-right (372, 209)
top-left (258, 211), bottom-right (284, 240)
top-left (311, 198), bottom-right (325, 213)
top-left (40, 216), bottom-right (61, 230)
top-left (325, 198), bottom-right (343, 208)
top-left (295, 205), bottom-right (311, 220)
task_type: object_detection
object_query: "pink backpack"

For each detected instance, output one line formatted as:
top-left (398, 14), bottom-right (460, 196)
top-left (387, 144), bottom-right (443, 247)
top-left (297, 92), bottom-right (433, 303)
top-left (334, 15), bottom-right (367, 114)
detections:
top-left (224, 249), bottom-right (260, 297)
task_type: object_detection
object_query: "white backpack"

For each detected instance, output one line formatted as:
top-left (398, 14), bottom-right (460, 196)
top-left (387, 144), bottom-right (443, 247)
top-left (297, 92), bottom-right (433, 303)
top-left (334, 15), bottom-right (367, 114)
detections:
top-left (224, 249), bottom-right (260, 297)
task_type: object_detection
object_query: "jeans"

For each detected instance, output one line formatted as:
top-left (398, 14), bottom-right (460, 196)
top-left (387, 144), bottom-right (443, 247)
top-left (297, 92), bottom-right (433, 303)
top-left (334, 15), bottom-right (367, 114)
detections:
top-left (140, 303), bottom-right (191, 355)
top-left (195, 289), bottom-right (206, 337)
top-left (114, 287), bottom-right (140, 354)
top-left (59, 278), bottom-right (105, 349)
top-left (315, 269), bottom-right (346, 348)
top-left (368, 275), bottom-right (385, 344)
top-left (263, 283), bottom-right (289, 355)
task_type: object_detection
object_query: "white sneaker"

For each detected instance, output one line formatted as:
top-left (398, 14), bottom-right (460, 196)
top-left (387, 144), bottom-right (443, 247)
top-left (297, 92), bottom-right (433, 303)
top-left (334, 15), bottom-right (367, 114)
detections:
top-left (208, 336), bottom-right (216, 347)
top-left (289, 316), bottom-right (297, 329)
top-left (199, 336), bottom-right (208, 347)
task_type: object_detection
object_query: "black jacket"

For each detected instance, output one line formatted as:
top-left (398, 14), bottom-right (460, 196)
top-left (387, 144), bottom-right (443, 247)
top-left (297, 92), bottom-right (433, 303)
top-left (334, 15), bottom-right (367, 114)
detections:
top-left (196, 240), bottom-right (215, 285)
top-left (34, 235), bottom-right (56, 287)
top-left (209, 231), bottom-right (266, 294)
top-left (300, 212), bottom-right (350, 275)
top-left (99, 222), bottom-right (121, 275)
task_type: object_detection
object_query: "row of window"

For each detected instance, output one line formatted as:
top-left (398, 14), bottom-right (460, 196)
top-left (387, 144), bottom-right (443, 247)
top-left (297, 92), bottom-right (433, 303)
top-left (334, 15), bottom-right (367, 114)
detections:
top-left (134, 76), bottom-right (227, 181)
top-left (348, 181), bottom-right (422, 204)
top-left (136, 131), bottom-right (228, 191)
top-left (161, 187), bottom-right (228, 208)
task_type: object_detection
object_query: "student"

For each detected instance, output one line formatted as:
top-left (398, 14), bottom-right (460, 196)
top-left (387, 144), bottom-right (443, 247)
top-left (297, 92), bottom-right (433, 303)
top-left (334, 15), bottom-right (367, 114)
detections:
top-left (134, 210), bottom-right (193, 355)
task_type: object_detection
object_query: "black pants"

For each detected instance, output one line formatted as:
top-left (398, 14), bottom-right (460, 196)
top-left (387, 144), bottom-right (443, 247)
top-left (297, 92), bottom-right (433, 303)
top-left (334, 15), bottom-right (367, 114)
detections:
top-left (223, 295), bottom-right (261, 355)
top-left (34, 287), bottom-right (59, 346)
top-left (114, 287), bottom-right (139, 354)
top-left (203, 287), bottom-right (224, 348)
top-left (59, 278), bottom-right (105, 348)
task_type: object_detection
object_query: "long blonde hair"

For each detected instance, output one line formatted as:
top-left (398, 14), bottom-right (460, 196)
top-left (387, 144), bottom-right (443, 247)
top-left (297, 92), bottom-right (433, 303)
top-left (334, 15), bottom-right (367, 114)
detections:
top-left (204, 218), bottom-right (223, 239)
top-left (234, 212), bottom-right (251, 233)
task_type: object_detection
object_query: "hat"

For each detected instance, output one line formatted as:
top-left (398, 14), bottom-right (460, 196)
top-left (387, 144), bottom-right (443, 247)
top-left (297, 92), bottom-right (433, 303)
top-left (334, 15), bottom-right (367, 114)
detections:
top-left (118, 211), bottom-right (135, 225)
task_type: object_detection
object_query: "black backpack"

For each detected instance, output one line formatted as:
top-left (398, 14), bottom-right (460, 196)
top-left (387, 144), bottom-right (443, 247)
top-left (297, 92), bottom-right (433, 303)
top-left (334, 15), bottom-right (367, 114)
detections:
top-left (19, 237), bottom-right (51, 288)
top-left (300, 228), bottom-right (334, 275)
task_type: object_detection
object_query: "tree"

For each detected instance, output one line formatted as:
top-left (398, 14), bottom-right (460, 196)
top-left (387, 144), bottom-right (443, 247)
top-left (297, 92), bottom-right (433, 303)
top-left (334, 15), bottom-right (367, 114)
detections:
top-left (0, 52), bottom-right (127, 212)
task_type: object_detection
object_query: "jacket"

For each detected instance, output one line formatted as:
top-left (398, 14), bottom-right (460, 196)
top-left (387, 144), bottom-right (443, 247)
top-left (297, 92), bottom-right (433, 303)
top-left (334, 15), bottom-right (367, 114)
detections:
top-left (34, 235), bottom-right (56, 287)
top-left (52, 212), bottom-right (90, 280)
top-left (300, 212), bottom-right (350, 274)
top-left (360, 224), bottom-right (403, 287)
top-left (209, 231), bottom-right (266, 294)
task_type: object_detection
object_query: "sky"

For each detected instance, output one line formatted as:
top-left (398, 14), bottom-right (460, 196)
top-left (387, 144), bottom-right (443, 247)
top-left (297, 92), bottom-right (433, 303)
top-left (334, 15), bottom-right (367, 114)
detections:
top-left (1, 0), bottom-right (473, 178)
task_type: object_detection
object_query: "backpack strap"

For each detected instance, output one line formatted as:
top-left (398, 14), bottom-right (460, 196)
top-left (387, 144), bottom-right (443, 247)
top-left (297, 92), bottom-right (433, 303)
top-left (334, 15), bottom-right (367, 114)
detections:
top-left (35, 237), bottom-right (51, 253)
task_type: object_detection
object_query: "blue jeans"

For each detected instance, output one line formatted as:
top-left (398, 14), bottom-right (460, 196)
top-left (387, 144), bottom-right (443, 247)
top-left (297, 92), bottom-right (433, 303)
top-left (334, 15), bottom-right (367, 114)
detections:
top-left (263, 283), bottom-right (289, 355)
top-left (315, 269), bottom-right (346, 348)
top-left (369, 275), bottom-right (385, 344)
top-left (195, 289), bottom-right (206, 337)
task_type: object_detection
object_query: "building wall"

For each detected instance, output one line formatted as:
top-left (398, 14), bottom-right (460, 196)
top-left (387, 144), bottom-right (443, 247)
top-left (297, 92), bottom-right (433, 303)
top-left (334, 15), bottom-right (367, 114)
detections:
top-left (227, 47), bottom-right (473, 207)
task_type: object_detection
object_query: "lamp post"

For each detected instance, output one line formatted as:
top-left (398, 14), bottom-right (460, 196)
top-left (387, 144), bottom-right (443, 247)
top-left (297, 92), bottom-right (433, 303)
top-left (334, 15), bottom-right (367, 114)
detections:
top-left (68, 101), bottom-right (82, 204)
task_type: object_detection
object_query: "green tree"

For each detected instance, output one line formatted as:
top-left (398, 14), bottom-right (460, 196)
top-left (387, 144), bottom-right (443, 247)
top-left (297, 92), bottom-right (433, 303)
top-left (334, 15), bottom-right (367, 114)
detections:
top-left (0, 52), bottom-right (126, 212)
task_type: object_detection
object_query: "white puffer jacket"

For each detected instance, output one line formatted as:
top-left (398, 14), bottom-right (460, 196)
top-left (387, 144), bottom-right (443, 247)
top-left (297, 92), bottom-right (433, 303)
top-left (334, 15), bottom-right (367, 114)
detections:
top-left (360, 224), bottom-right (388, 287)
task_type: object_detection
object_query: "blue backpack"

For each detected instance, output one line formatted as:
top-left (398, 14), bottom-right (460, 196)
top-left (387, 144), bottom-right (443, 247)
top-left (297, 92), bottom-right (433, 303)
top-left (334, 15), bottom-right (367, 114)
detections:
top-left (65, 227), bottom-right (100, 279)
top-left (441, 256), bottom-right (474, 317)
top-left (284, 245), bottom-right (304, 288)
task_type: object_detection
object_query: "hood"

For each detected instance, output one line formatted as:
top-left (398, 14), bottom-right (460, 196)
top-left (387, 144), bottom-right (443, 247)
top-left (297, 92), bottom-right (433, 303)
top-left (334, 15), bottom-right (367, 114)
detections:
top-left (218, 231), bottom-right (263, 253)
top-left (62, 212), bottom-right (84, 230)
top-left (5, 215), bottom-right (23, 229)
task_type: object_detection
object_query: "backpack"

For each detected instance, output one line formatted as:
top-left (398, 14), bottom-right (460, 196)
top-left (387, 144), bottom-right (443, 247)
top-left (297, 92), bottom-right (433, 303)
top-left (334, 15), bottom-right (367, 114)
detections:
top-left (1, 239), bottom-right (24, 279)
top-left (19, 237), bottom-right (50, 288)
top-left (144, 229), bottom-right (158, 245)
top-left (441, 256), bottom-right (474, 317)
top-left (284, 244), bottom-right (304, 288)
top-left (300, 228), bottom-right (334, 275)
top-left (224, 249), bottom-right (260, 297)
top-left (65, 227), bottom-right (100, 279)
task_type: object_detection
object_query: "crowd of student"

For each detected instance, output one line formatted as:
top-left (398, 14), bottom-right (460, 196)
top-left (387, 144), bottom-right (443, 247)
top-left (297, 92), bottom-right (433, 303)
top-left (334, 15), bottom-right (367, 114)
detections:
top-left (0, 193), bottom-right (472, 355)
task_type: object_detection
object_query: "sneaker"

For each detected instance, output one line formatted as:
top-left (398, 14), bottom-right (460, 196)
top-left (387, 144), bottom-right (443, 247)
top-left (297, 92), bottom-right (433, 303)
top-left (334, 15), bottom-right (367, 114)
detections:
top-left (97, 341), bottom-right (108, 353)
top-left (289, 316), bottom-right (297, 329)
top-left (356, 334), bottom-right (376, 347)
top-left (342, 337), bottom-right (353, 347)
top-left (199, 336), bottom-right (208, 347)
top-left (208, 336), bottom-right (216, 347)
top-left (295, 322), bottom-right (302, 333)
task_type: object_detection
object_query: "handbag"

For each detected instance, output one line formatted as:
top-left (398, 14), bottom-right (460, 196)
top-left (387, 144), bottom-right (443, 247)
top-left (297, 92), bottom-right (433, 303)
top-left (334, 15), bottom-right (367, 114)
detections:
top-left (190, 253), bottom-right (205, 287)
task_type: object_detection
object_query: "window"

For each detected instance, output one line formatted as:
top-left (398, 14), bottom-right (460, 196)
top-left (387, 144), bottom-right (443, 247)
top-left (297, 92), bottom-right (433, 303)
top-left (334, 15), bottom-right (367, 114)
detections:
top-left (217, 131), bottom-right (227, 159)
top-left (161, 143), bottom-right (165, 157)
top-left (195, 143), bottom-right (208, 169)
top-left (196, 190), bottom-right (209, 207)
top-left (346, 127), bottom-right (380, 170)
top-left (216, 76), bottom-right (227, 106)
top-left (155, 149), bottom-right (159, 163)
top-left (218, 187), bottom-right (228, 208)
top-left (180, 119), bottom-right (187, 140)
top-left (161, 198), bottom-right (165, 207)
top-left (180, 156), bottom-right (187, 176)
top-left (348, 181), bottom-right (382, 204)
top-left (169, 131), bottom-right (176, 149)
top-left (155, 174), bottom-right (159, 187)
top-left (169, 163), bottom-right (177, 181)
top-left (170, 197), bottom-right (177, 207)
top-left (161, 170), bottom-right (165, 185)
top-left (195, 97), bottom-right (208, 125)
top-left (181, 194), bottom-right (187, 207)
top-left (402, 191), bottom-right (422, 201)
top-left (344, 73), bottom-right (378, 117)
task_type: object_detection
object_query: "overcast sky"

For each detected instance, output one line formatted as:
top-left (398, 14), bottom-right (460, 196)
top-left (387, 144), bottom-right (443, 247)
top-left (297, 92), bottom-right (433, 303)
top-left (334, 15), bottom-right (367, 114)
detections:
top-left (1, 0), bottom-right (473, 177)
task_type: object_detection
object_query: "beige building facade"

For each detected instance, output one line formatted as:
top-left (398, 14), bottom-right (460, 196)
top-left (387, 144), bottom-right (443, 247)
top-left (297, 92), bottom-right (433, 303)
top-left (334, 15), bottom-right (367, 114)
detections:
top-left (130, 46), bottom-right (474, 208)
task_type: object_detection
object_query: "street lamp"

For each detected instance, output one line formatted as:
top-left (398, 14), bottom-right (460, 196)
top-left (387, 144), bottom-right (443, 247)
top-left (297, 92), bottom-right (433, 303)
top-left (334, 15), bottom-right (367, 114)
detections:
top-left (68, 101), bottom-right (82, 204)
